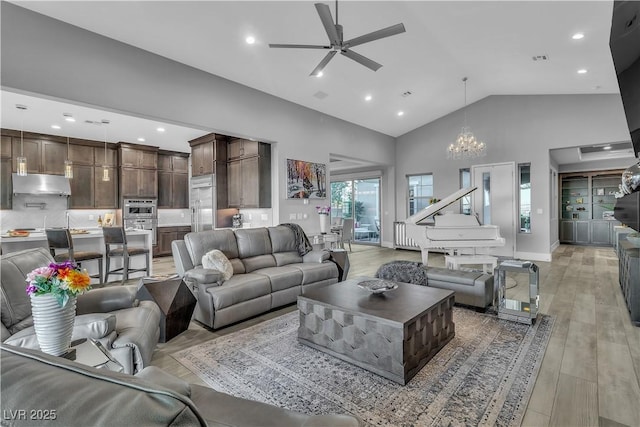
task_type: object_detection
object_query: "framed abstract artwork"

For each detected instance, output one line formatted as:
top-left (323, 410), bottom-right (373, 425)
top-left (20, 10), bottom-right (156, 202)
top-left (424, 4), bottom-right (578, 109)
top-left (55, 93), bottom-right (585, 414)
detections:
top-left (286, 158), bottom-right (326, 199)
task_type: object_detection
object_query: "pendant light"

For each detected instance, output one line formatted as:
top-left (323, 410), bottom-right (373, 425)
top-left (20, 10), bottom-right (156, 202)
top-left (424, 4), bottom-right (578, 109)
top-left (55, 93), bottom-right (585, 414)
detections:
top-left (446, 77), bottom-right (487, 160)
top-left (102, 119), bottom-right (110, 182)
top-left (16, 104), bottom-right (28, 176)
top-left (64, 136), bottom-right (73, 179)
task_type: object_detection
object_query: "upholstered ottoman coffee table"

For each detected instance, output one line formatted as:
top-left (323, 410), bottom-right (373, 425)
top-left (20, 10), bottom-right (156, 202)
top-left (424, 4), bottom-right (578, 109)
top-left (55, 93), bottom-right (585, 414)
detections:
top-left (298, 277), bottom-right (455, 385)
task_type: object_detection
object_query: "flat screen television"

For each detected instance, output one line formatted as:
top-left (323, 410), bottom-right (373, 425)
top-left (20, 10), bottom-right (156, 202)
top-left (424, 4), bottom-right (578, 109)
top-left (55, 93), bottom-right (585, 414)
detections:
top-left (610, 1), bottom-right (640, 158)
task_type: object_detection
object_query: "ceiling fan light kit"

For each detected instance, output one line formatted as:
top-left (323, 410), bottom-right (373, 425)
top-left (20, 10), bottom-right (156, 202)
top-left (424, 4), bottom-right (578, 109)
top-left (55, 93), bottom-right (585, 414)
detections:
top-left (269, 1), bottom-right (405, 76)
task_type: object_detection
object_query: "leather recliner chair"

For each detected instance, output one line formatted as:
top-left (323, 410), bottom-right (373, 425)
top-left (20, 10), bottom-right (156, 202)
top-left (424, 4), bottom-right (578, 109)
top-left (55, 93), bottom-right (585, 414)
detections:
top-left (1, 247), bottom-right (161, 374)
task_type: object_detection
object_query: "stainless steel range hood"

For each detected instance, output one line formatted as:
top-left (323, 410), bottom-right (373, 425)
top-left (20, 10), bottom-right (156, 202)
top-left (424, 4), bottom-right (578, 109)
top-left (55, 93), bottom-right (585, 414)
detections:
top-left (12, 173), bottom-right (72, 196)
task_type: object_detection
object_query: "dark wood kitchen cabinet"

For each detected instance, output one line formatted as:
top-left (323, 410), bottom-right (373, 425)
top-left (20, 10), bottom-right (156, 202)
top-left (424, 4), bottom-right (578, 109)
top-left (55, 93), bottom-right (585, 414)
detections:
top-left (227, 142), bottom-right (271, 208)
top-left (228, 139), bottom-right (259, 160)
top-left (120, 168), bottom-right (157, 198)
top-left (189, 133), bottom-right (227, 177)
top-left (9, 136), bottom-right (67, 175)
top-left (118, 143), bottom-right (158, 200)
top-left (95, 167), bottom-right (118, 208)
top-left (154, 226), bottom-right (191, 257)
top-left (1, 135), bottom-right (11, 210)
top-left (120, 146), bottom-right (157, 169)
top-left (158, 151), bottom-right (189, 208)
top-left (68, 165), bottom-right (95, 209)
top-left (189, 133), bottom-right (229, 209)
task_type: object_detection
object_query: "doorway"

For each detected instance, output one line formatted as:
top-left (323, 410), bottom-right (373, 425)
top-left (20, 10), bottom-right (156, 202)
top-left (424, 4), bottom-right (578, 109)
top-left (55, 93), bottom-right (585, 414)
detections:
top-left (471, 162), bottom-right (516, 257)
top-left (330, 177), bottom-right (381, 245)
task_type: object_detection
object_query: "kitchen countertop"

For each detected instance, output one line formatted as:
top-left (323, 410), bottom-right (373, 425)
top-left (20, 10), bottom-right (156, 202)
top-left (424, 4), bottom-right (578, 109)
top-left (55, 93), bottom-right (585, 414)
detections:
top-left (0, 228), bottom-right (151, 243)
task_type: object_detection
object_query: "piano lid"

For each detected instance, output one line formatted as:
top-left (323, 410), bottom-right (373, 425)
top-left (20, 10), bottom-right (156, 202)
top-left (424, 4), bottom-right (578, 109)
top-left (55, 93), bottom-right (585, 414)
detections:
top-left (405, 187), bottom-right (477, 224)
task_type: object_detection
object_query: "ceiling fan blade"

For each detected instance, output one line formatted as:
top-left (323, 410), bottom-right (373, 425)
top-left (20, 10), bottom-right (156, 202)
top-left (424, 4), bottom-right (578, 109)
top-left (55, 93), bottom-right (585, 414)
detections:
top-left (269, 43), bottom-right (331, 49)
top-left (315, 3), bottom-right (340, 45)
top-left (344, 23), bottom-right (406, 48)
top-left (340, 49), bottom-right (382, 72)
top-left (310, 50), bottom-right (338, 76)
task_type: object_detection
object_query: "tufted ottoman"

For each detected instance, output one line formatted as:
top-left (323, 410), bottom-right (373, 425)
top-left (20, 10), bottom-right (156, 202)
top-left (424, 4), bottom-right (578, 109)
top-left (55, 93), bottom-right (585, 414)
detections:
top-left (298, 278), bottom-right (455, 385)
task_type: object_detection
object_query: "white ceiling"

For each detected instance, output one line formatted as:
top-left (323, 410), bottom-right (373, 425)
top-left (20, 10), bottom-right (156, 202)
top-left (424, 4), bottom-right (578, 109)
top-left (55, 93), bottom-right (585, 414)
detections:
top-left (5, 0), bottom-right (620, 141)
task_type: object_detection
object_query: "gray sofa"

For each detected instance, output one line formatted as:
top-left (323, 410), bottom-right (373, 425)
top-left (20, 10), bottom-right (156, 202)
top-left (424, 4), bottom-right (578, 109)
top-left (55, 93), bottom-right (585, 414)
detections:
top-left (1, 344), bottom-right (361, 427)
top-left (172, 226), bottom-right (339, 329)
top-left (1, 248), bottom-right (161, 374)
top-left (375, 260), bottom-right (495, 309)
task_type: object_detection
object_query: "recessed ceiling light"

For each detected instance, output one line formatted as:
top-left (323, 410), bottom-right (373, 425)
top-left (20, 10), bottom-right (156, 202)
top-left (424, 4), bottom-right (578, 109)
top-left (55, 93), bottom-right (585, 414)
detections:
top-left (603, 145), bottom-right (612, 150)
top-left (156, 127), bottom-right (165, 132)
top-left (316, 71), bottom-right (324, 78)
top-left (137, 137), bottom-right (146, 142)
top-left (577, 69), bottom-right (588, 74)
top-left (365, 95), bottom-right (372, 101)
top-left (51, 125), bottom-right (61, 130)
top-left (397, 111), bottom-right (404, 117)
top-left (63, 113), bottom-right (75, 122)
top-left (572, 33), bottom-right (584, 40)
top-left (245, 35), bottom-right (256, 45)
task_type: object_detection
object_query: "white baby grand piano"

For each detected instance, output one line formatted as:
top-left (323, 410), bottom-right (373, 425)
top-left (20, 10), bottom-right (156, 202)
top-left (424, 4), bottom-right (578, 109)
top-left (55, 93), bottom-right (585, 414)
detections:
top-left (405, 187), bottom-right (505, 265)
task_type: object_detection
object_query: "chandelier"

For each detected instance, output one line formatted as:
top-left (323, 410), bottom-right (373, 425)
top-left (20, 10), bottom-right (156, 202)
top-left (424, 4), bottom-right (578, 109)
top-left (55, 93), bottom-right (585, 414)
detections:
top-left (447, 77), bottom-right (486, 159)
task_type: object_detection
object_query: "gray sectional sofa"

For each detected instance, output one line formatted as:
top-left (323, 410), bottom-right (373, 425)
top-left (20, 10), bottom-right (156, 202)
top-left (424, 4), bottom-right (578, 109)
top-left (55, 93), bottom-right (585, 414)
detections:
top-left (172, 226), bottom-right (339, 329)
top-left (1, 344), bottom-right (362, 427)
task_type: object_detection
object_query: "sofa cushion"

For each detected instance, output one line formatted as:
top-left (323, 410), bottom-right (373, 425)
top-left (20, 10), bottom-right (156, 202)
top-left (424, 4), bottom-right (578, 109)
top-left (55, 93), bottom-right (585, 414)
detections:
top-left (290, 262), bottom-right (339, 285)
top-left (202, 250), bottom-right (234, 281)
top-left (184, 228), bottom-right (240, 268)
top-left (1, 247), bottom-right (54, 333)
top-left (242, 254), bottom-right (277, 273)
top-left (273, 251), bottom-right (303, 267)
top-left (268, 226), bottom-right (299, 253)
top-left (253, 266), bottom-right (304, 292)
top-left (236, 228), bottom-right (273, 258)
top-left (426, 267), bottom-right (483, 286)
top-left (207, 274), bottom-right (271, 310)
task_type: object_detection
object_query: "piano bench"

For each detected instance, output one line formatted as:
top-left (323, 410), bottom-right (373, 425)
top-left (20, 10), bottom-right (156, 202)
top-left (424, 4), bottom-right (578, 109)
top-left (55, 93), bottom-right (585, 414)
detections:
top-left (425, 267), bottom-right (494, 309)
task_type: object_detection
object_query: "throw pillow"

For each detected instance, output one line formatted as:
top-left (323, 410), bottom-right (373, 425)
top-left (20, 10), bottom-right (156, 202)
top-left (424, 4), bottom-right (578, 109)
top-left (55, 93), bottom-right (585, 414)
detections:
top-left (202, 249), bottom-right (234, 282)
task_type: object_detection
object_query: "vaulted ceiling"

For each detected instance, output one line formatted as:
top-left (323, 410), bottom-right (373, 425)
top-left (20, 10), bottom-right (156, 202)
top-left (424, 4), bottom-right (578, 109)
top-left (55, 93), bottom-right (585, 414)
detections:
top-left (6, 1), bottom-right (619, 139)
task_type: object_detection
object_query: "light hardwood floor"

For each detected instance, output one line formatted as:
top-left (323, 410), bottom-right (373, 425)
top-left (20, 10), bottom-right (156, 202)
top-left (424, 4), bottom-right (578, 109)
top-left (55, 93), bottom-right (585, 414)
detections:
top-left (148, 244), bottom-right (640, 427)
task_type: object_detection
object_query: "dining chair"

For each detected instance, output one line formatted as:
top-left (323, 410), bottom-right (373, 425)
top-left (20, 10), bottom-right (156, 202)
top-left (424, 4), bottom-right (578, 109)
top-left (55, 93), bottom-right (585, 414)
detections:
top-left (45, 228), bottom-right (103, 283)
top-left (340, 218), bottom-right (354, 252)
top-left (102, 227), bottom-right (150, 284)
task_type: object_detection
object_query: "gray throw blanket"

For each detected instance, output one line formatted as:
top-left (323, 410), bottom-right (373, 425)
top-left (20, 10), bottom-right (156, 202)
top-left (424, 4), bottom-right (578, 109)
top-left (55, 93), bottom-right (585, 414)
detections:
top-left (281, 223), bottom-right (313, 256)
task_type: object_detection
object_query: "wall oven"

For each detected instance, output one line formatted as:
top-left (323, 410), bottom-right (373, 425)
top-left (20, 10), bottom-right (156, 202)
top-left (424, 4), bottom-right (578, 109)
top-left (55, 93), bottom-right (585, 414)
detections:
top-left (122, 198), bottom-right (157, 244)
top-left (123, 198), bottom-right (156, 219)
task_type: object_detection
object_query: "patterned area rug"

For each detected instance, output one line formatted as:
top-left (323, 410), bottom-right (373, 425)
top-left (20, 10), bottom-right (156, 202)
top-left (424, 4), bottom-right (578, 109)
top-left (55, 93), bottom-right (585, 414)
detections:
top-left (174, 308), bottom-right (553, 427)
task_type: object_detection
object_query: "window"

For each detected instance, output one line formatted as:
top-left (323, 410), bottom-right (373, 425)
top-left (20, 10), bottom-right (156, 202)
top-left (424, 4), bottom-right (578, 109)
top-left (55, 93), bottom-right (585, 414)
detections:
top-left (459, 168), bottom-right (471, 214)
top-left (407, 174), bottom-right (433, 216)
top-left (519, 163), bottom-right (531, 233)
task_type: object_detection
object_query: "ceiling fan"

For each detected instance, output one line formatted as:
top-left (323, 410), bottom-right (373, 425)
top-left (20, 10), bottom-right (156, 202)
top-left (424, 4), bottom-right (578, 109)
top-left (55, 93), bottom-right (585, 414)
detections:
top-left (269, 1), bottom-right (406, 76)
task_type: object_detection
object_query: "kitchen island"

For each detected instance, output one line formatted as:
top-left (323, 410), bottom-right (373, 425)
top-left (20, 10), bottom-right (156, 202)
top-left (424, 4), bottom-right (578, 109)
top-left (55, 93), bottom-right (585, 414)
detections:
top-left (0, 228), bottom-right (153, 282)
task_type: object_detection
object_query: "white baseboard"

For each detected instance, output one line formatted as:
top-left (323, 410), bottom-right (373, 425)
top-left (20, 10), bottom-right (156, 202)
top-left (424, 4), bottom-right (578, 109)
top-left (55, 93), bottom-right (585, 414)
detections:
top-left (514, 251), bottom-right (552, 262)
top-left (550, 240), bottom-right (560, 253)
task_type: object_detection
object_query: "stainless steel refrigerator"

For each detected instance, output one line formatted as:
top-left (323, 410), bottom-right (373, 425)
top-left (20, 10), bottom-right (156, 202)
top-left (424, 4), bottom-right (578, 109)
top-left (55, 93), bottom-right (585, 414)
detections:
top-left (191, 175), bottom-right (216, 232)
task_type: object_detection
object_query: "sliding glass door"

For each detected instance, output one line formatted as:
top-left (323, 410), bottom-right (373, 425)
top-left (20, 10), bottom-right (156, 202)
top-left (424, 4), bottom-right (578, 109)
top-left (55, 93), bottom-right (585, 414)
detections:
top-left (331, 177), bottom-right (380, 245)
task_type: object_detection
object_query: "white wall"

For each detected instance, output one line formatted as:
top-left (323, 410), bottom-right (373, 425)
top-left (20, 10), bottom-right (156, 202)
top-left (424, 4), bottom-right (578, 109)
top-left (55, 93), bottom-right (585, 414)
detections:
top-left (396, 94), bottom-right (630, 259)
top-left (0, 3), bottom-right (396, 239)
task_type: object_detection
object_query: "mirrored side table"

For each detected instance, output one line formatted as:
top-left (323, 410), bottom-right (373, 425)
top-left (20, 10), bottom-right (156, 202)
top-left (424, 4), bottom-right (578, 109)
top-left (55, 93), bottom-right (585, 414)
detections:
top-left (495, 260), bottom-right (539, 325)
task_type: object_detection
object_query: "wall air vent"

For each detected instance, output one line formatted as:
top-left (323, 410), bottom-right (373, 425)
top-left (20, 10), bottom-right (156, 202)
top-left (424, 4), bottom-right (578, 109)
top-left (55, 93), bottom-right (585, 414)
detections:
top-left (402, 91), bottom-right (412, 97)
top-left (532, 55), bottom-right (549, 61)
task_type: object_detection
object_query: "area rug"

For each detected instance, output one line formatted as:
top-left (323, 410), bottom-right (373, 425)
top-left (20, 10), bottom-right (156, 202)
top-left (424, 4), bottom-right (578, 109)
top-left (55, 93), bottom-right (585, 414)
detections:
top-left (174, 308), bottom-right (553, 427)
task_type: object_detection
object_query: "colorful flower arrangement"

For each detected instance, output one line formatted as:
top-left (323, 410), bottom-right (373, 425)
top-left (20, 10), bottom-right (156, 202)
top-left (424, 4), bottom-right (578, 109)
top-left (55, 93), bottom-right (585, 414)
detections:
top-left (26, 261), bottom-right (92, 308)
top-left (316, 205), bottom-right (331, 215)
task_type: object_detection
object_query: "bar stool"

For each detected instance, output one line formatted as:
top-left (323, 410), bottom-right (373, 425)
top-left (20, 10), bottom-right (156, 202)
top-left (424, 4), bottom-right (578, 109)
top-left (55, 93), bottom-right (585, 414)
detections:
top-left (45, 229), bottom-right (103, 283)
top-left (103, 227), bottom-right (150, 284)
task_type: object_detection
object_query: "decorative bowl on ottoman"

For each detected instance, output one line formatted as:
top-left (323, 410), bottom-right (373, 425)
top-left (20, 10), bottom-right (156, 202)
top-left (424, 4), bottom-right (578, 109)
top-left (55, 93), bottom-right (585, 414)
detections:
top-left (357, 279), bottom-right (398, 294)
